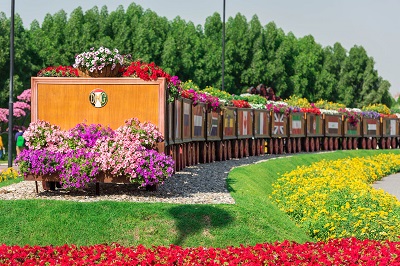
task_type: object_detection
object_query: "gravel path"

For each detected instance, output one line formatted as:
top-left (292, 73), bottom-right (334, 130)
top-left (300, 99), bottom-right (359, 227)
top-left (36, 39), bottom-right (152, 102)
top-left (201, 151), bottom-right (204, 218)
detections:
top-left (0, 154), bottom-right (281, 204)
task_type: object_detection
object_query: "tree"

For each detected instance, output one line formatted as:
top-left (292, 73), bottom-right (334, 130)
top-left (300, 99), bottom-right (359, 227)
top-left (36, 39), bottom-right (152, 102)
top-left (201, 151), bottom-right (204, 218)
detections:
top-left (198, 12), bottom-right (222, 90)
top-left (290, 35), bottom-right (323, 102)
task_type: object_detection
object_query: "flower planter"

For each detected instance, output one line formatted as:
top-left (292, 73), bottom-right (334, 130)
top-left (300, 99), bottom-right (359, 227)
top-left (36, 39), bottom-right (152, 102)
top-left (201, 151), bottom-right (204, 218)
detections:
top-left (25, 172), bottom-right (158, 195)
top-left (77, 64), bottom-right (122, 78)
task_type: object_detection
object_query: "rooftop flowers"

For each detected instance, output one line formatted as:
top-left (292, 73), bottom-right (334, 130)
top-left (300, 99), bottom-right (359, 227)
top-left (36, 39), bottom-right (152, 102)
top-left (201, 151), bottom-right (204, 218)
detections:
top-left (266, 101), bottom-right (290, 116)
top-left (73, 47), bottom-right (124, 77)
top-left (339, 108), bottom-right (362, 127)
top-left (16, 118), bottom-right (174, 189)
top-left (180, 89), bottom-right (221, 111)
top-left (122, 60), bottom-right (181, 102)
top-left (37, 66), bottom-right (79, 77)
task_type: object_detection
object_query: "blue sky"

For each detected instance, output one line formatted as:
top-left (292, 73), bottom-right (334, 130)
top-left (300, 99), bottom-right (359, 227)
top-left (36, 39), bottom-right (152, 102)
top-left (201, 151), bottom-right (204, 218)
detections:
top-left (2, 0), bottom-right (399, 97)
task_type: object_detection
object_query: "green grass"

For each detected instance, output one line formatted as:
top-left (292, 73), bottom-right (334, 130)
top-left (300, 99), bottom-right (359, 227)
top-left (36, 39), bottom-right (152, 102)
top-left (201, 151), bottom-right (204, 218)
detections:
top-left (0, 149), bottom-right (399, 248)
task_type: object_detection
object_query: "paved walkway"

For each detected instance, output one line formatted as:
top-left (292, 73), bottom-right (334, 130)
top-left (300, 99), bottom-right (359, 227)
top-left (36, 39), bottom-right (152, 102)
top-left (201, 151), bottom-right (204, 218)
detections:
top-left (371, 173), bottom-right (400, 201)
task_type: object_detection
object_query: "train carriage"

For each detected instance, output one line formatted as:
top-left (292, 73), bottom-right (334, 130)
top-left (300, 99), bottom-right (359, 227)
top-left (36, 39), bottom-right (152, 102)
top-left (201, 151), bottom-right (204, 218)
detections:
top-left (304, 112), bottom-right (324, 152)
top-left (381, 116), bottom-right (400, 149)
top-left (222, 107), bottom-right (238, 159)
top-left (270, 112), bottom-right (289, 154)
top-left (361, 117), bottom-right (381, 149)
top-left (287, 112), bottom-right (306, 154)
top-left (323, 113), bottom-right (343, 151)
top-left (253, 109), bottom-right (271, 156)
top-left (236, 108), bottom-right (254, 158)
top-left (342, 117), bottom-right (362, 150)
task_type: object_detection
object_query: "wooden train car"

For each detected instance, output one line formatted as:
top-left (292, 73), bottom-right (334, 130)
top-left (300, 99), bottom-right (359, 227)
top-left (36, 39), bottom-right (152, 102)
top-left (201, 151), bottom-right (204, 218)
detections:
top-left (27, 77), bottom-right (400, 187)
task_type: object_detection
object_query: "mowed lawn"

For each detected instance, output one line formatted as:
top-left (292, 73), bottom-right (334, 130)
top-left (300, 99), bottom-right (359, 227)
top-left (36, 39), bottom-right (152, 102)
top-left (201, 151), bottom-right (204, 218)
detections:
top-left (0, 149), bottom-right (398, 248)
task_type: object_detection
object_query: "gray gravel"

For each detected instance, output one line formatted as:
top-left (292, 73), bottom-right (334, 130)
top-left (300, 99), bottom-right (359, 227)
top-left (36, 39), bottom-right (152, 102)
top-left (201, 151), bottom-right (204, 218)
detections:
top-left (0, 154), bottom-right (281, 204)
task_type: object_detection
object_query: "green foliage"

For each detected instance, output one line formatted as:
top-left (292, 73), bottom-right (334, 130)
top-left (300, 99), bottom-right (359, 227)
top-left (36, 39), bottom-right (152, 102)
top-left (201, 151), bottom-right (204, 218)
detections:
top-left (0, 150), bottom-right (397, 247)
top-left (0, 4), bottom-right (393, 108)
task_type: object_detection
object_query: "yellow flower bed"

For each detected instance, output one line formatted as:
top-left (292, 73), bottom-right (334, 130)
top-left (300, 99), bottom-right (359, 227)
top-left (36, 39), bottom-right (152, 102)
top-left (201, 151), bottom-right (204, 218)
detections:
top-left (0, 167), bottom-right (20, 183)
top-left (271, 154), bottom-right (400, 241)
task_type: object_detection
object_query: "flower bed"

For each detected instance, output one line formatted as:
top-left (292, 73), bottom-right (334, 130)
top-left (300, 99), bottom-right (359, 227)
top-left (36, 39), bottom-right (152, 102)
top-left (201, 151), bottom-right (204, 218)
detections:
top-left (16, 118), bottom-right (174, 189)
top-left (271, 153), bottom-right (400, 242)
top-left (1, 238), bottom-right (400, 265)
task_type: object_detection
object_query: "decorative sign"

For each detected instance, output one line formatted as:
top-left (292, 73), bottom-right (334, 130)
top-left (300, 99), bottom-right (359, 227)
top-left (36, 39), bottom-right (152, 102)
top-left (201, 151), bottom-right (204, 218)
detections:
top-left (89, 88), bottom-right (108, 108)
top-left (273, 113), bottom-right (285, 135)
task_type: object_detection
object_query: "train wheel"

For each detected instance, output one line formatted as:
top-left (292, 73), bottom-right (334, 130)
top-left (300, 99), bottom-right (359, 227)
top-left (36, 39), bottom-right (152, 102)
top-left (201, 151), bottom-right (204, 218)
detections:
top-left (177, 144), bottom-right (182, 170)
top-left (186, 143), bottom-right (192, 166)
top-left (244, 139), bottom-right (249, 157)
top-left (293, 138), bottom-right (297, 153)
top-left (387, 137), bottom-right (392, 149)
top-left (297, 138), bottom-right (302, 152)
top-left (353, 138), bottom-right (358, 149)
top-left (367, 138), bottom-right (372, 149)
top-left (315, 138), bottom-right (320, 151)
top-left (223, 141), bottom-right (228, 160)
top-left (279, 138), bottom-right (284, 154)
top-left (310, 137), bottom-right (315, 152)
top-left (191, 143), bottom-right (196, 164)
top-left (211, 142), bottom-right (216, 162)
top-left (227, 141), bottom-right (232, 160)
top-left (255, 139), bottom-right (260, 155)
top-left (348, 138), bottom-right (353, 150)
top-left (380, 138), bottom-right (386, 149)
top-left (328, 137), bottom-right (334, 151)
top-left (361, 138), bottom-right (366, 149)
top-left (334, 138), bottom-right (339, 150)
top-left (274, 139), bottom-right (279, 154)
top-left (372, 138), bottom-right (377, 149)
top-left (323, 137), bottom-right (329, 150)
top-left (250, 139), bottom-right (256, 156)
top-left (260, 139), bottom-right (266, 155)
top-left (392, 137), bottom-right (397, 149)
top-left (268, 139), bottom-right (273, 155)
top-left (286, 138), bottom-right (292, 153)
top-left (216, 141), bottom-right (224, 161)
top-left (239, 140), bottom-right (244, 158)
top-left (342, 138), bottom-right (347, 150)
top-left (233, 140), bottom-right (239, 158)
top-left (304, 137), bottom-right (309, 152)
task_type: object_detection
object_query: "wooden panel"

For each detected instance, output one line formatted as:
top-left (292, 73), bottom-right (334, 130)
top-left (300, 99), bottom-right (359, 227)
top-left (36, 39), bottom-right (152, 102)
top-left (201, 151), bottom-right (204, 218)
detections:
top-left (206, 109), bottom-right (222, 141)
top-left (31, 77), bottom-right (166, 135)
top-left (271, 112), bottom-right (288, 138)
top-left (362, 118), bottom-right (381, 137)
top-left (306, 113), bottom-right (323, 137)
top-left (222, 107), bottom-right (237, 140)
top-left (182, 98), bottom-right (192, 142)
top-left (254, 109), bottom-right (270, 138)
top-left (167, 101), bottom-right (174, 145)
top-left (237, 109), bottom-right (254, 139)
top-left (382, 118), bottom-right (400, 137)
top-left (192, 103), bottom-right (206, 141)
top-left (174, 98), bottom-right (183, 143)
top-left (289, 112), bottom-right (305, 137)
top-left (324, 114), bottom-right (343, 137)
top-left (344, 119), bottom-right (361, 137)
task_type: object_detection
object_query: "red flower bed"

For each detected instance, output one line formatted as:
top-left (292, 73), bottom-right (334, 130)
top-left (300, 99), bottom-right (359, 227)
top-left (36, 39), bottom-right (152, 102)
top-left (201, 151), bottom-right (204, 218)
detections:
top-left (122, 60), bottom-right (171, 81)
top-left (37, 66), bottom-right (79, 77)
top-left (231, 99), bottom-right (251, 108)
top-left (1, 238), bottom-right (400, 265)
